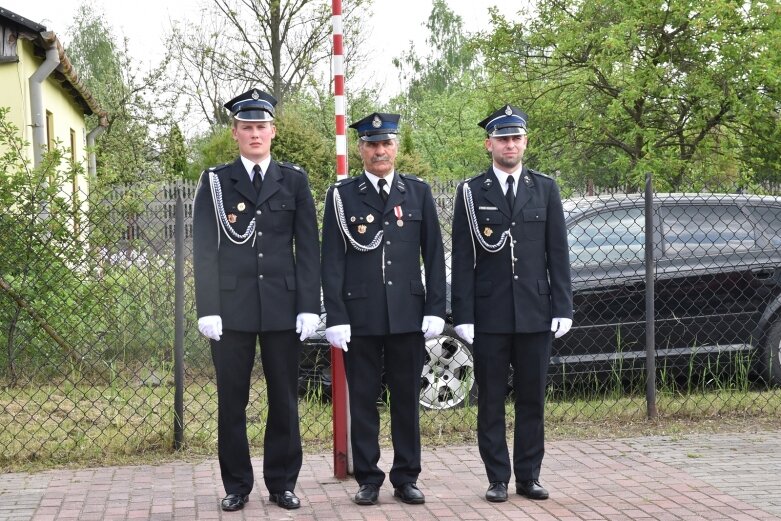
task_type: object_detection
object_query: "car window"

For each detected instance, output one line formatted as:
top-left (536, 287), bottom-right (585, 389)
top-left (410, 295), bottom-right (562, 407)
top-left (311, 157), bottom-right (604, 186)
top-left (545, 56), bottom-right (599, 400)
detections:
top-left (662, 204), bottom-right (756, 256)
top-left (569, 208), bottom-right (645, 267)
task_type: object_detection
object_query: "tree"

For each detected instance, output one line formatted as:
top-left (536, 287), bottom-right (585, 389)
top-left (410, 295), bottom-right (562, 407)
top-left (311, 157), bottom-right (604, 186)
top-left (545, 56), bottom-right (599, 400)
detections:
top-left (391, 0), bottom-right (490, 180)
top-left (166, 0), bottom-right (373, 131)
top-left (478, 0), bottom-right (781, 191)
top-left (66, 2), bottom-right (175, 184)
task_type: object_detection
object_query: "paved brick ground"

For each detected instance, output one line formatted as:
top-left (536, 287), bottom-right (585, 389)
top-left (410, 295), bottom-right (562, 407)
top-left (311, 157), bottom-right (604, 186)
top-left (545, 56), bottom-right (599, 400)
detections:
top-left (1, 430), bottom-right (779, 520)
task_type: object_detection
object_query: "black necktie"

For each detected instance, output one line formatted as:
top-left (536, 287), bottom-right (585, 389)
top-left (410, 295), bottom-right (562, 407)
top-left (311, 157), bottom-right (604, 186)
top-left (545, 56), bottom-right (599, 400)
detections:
top-left (378, 178), bottom-right (389, 204)
top-left (252, 164), bottom-right (262, 195)
top-left (506, 176), bottom-right (516, 212)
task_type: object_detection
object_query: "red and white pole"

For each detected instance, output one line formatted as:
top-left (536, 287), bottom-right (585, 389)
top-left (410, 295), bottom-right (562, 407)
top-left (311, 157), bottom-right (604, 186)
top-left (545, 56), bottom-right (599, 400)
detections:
top-left (331, 0), bottom-right (350, 480)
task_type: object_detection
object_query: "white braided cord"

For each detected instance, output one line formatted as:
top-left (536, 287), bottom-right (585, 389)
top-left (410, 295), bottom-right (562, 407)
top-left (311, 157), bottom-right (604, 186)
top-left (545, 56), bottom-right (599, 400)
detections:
top-left (463, 183), bottom-right (510, 253)
top-left (209, 171), bottom-right (256, 245)
top-left (333, 185), bottom-right (383, 252)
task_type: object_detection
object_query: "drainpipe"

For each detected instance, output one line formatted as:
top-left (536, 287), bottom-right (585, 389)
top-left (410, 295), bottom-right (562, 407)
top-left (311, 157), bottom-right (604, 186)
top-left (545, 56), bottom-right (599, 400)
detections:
top-left (86, 114), bottom-right (108, 181)
top-left (29, 32), bottom-right (60, 169)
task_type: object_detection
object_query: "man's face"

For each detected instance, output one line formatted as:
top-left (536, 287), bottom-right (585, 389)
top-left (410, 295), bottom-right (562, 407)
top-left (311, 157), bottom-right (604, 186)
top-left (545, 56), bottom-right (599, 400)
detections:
top-left (232, 120), bottom-right (276, 162)
top-left (485, 134), bottom-right (527, 170)
top-left (358, 138), bottom-right (398, 177)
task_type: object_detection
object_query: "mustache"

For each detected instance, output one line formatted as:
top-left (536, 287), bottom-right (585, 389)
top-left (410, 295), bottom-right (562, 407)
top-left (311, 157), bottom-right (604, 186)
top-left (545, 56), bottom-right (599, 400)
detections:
top-left (371, 156), bottom-right (391, 162)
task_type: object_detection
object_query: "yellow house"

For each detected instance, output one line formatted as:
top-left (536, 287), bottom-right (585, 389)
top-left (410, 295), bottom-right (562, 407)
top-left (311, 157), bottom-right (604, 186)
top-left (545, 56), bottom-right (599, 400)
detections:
top-left (0, 6), bottom-right (107, 207)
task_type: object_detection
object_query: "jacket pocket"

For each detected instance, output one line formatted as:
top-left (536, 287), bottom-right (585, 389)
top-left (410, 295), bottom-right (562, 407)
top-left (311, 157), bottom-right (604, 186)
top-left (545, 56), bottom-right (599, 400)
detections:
top-left (410, 279), bottom-right (425, 295)
top-left (523, 207), bottom-right (546, 240)
top-left (344, 284), bottom-right (367, 300)
top-left (537, 279), bottom-right (551, 295)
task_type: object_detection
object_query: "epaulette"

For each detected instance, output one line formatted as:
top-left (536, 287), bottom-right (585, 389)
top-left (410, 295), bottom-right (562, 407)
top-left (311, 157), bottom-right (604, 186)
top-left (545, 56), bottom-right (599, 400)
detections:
top-left (528, 168), bottom-right (553, 180)
top-left (278, 160), bottom-right (306, 173)
top-left (399, 173), bottom-right (423, 183)
top-left (460, 171), bottom-right (486, 185)
top-left (330, 176), bottom-right (358, 189)
top-left (205, 163), bottom-right (230, 173)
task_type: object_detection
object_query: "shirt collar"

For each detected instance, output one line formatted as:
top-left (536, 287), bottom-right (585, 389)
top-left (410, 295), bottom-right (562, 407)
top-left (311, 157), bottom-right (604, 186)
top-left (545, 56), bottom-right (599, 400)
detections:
top-left (240, 155), bottom-right (272, 179)
top-left (364, 171), bottom-right (395, 194)
top-left (492, 163), bottom-right (522, 192)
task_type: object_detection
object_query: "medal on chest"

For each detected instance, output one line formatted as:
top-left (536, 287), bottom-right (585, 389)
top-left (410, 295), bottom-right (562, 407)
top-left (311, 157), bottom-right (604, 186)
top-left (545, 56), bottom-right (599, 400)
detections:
top-left (394, 205), bottom-right (403, 227)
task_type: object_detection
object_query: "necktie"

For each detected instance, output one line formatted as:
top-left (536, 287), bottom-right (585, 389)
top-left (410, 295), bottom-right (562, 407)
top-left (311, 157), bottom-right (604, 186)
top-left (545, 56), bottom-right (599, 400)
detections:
top-left (252, 164), bottom-right (262, 195)
top-left (506, 176), bottom-right (516, 212)
top-left (378, 178), bottom-right (389, 204)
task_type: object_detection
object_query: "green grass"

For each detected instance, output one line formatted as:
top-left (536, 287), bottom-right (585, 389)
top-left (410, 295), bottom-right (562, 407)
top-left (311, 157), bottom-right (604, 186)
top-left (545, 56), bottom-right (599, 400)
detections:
top-left (1, 371), bottom-right (780, 473)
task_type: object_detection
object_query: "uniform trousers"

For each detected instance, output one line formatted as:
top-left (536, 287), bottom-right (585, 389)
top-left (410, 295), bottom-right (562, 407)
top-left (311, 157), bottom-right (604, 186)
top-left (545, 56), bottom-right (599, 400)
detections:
top-left (210, 329), bottom-right (302, 496)
top-left (473, 331), bottom-right (552, 483)
top-left (344, 332), bottom-right (425, 487)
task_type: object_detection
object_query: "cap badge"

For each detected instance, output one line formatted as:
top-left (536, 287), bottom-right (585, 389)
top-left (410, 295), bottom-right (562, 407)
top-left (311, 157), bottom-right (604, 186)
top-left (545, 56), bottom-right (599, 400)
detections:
top-left (252, 90), bottom-right (260, 100)
top-left (504, 105), bottom-right (512, 116)
top-left (372, 115), bottom-right (382, 128)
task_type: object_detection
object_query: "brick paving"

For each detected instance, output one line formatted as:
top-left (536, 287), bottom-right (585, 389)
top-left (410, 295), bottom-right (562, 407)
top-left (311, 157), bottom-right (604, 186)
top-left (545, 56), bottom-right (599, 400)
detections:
top-left (1, 430), bottom-right (779, 520)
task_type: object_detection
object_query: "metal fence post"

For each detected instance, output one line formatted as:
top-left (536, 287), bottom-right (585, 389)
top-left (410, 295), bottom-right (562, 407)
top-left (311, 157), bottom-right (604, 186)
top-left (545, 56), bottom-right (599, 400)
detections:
top-left (174, 182), bottom-right (185, 449)
top-left (644, 173), bottom-right (657, 418)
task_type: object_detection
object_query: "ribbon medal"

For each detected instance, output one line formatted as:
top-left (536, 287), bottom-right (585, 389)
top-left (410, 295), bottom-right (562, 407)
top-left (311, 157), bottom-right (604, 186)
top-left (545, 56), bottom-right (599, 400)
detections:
top-left (394, 205), bottom-right (404, 227)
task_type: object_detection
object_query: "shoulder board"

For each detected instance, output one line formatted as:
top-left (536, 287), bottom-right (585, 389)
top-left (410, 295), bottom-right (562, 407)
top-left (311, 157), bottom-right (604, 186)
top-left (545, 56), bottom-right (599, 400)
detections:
top-left (528, 168), bottom-right (553, 180)
top-left (278, 161), bottom-right (305, 173)
top-left (330, 176), bottom-right (358, 189)
top-left (204, 163), bottom-right (230, 174)
top-left (398, 173), bottom-right (423, 183)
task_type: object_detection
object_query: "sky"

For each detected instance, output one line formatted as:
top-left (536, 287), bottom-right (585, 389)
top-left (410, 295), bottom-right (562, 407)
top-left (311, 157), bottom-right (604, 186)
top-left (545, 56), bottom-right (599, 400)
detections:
top-left (3, 0), bottom-right (526, 93)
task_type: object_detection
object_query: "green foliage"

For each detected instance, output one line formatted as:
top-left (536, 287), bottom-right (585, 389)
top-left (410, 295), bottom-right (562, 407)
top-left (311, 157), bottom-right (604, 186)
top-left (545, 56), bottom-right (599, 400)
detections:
top-left (477, 0), bottom-right (781, 191)
top-left (66, 2), bottom-right (176, 185)
top-left (161, 124), bottom-right (188, 179)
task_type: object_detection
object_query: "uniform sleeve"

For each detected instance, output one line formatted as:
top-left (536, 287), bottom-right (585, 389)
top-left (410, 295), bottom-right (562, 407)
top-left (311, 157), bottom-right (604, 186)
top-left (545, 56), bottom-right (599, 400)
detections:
top-left (545, 181), bottom-right (573, 319)
top-left (421, 183), bottom-right (447, 318)
top-left (293, 171), bottom-right (321, 314)
top-left (320, 186), bottom-right (350, 326)
top-left (192, 171), bottom-right (221, 318)
top-left (450, 181), bottom-right (476, 325)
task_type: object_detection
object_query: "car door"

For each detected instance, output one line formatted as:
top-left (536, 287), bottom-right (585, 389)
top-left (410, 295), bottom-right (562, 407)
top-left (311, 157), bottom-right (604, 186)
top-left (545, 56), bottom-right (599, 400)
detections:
top-left (655, 201), bottom-right (763, 370)
top-left (555, 203), bottom-right (652, 382)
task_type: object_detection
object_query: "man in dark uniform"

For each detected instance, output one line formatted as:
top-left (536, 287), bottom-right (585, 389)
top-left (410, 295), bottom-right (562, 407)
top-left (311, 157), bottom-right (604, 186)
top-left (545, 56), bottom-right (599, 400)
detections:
top-left (451, 105), bottom-right (573, 503)
top-left (192, 88), bottom-right (320, 512)
top-left (321, 113), bottom-right (447, 506)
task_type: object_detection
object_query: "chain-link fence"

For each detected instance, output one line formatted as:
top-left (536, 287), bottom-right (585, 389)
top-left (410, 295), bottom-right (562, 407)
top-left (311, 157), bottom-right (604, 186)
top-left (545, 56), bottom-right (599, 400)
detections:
top-left (2, 176), bottom-right (781, 467)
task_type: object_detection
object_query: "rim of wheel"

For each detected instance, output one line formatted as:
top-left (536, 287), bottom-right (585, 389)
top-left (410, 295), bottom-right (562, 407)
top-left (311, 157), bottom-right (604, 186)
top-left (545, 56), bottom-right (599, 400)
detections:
top-left (419, 333), bottom-right (475, 409)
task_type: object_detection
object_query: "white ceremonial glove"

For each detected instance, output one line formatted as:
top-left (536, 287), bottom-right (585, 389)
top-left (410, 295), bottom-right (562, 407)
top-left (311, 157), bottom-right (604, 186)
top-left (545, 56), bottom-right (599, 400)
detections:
top-left (325, 324), bottom-right (351, 352)
top-left (551, 317), bottom-right (573, 338)
top-left (198, 315), bottom-right (223, 341)
top-left (296, 312), bottom-right (320, 341)
top-left (421, 316), bottom-right (445, 339)
top-left (454, 323), bottom-right (474, 345)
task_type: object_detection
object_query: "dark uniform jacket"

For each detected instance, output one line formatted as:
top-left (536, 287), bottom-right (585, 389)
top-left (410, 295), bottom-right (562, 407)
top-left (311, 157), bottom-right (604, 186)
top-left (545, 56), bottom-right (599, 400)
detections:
top-left (321, 173), bottom-right (447, 336)
top-left (192, 157), bottom-right (320, 332)
top-left (451, 166), bottom-right (572, 333)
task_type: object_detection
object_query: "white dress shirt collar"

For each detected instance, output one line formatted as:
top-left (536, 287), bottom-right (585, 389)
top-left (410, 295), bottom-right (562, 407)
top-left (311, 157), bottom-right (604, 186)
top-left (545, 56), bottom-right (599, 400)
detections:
top-left (492, 163), bottom-right (523, 194)
top-left (364, 171), bottom-right (395, 195)
top-left (240, 155), bottom-right (272, 180)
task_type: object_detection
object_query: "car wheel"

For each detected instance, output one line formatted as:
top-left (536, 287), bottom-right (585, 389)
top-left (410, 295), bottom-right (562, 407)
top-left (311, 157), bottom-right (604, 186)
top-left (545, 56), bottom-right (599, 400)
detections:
top-left (419, 325), bottom-right (477, 409)
top-left (762, 318), bottom-right (781, 386)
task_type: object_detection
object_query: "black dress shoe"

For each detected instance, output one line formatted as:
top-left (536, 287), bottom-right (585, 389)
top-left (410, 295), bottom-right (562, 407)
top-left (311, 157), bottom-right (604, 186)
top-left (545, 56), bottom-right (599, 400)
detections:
top-left (220, 493), bottom-right (249, 511)
top-left (516, 479), bottom-right (549, 500)
top-left (269, 490), bottom-right (301, 509)
top-left (353, 483), bottom-right (380, 505)
top-left (485, 481), bottom-right (508, 502)
top-left (393, 482), bottom-right (425, 504)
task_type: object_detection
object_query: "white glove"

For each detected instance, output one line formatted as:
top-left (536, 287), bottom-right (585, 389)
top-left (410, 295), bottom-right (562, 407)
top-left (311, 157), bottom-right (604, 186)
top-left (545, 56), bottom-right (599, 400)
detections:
top-left (454, 323), bottom-right (474, 344)
top-left (296, 312), bottom-right (320, 341)
top-left (198, 315), bottom-right (223, 341)
top-left (421, 316), bottom-right (445, 339)
top-left (325, 324), bottom-right (351, 351)
top-left (551, 317), bottom-right (573, 338)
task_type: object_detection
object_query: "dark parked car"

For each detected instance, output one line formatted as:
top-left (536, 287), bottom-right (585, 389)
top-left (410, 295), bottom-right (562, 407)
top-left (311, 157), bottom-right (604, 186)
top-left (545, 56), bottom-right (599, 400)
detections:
top-left (300, 193), bottom-right (781, 408)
